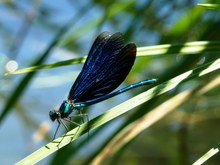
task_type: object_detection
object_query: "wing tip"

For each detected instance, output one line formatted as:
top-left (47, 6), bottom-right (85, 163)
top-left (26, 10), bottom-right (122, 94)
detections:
top-left (123, 43), bottom-right (137, 56)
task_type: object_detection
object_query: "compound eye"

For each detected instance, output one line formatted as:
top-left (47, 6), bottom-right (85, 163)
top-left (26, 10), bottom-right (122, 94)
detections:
top-left (49, 110), bottom-right (59, 121)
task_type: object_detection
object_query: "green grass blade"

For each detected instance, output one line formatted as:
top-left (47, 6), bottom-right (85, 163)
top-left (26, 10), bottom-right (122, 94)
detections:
top-left (197, 3), bottom-right (220, 10)
top-left (16, 58), bottom-right (220, 165)
top-left (193, 143), bottom-right (220, 165)
top-left (91, 76), bottom-right (220, 164)
top-left (4, 57), bottom-right (86, 75)
top-left (137, 41), bottom-right (220, 56)
top-left (5, 41), bottom-right (220, 75)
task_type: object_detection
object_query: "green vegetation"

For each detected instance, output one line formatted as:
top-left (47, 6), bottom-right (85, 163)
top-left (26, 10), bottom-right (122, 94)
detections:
top-left (0, 1), bottom-right (220, 165)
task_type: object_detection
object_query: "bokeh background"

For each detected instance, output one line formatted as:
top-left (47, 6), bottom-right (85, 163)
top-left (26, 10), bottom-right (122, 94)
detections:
top-left (0, 0), bottom-right (220, 164)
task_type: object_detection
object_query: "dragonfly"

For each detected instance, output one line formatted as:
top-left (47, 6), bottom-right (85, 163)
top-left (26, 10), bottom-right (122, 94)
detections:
top-left (49, 32), bottom-right (157, 139)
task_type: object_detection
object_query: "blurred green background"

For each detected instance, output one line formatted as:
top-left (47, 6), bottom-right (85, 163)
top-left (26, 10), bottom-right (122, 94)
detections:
top-left (0, 0), bottom-right (220, 165)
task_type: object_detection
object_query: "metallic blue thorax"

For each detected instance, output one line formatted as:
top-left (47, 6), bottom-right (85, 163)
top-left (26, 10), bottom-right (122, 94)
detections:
top-left (59, 101), bottom-right (75, 118)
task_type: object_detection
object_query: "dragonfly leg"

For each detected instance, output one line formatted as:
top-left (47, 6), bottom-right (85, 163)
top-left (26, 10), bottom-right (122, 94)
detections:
top-left (53, 119), bottom-right (61, 140)
top-left (69, 109), bottom-right (90, 138)
top-left (78, 109), bottom-right (90, 138)
top-left (63, 117), bottom-right (81, 127)
top-left (63, 118), bottom-right (81, 140)
top-left (60, 119), bottom-right (69, 132)
top-left (69, 109), bottom-right (89, 124)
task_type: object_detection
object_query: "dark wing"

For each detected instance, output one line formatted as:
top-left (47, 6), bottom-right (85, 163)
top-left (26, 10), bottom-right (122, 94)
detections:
top-left (87, 43), bottom-right (136, 99)
top-left (68, 32), bottom-right (136, 102)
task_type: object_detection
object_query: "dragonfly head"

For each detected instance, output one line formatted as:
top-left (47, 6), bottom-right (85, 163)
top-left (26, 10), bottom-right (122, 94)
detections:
top-left (49, 110), bottom-right (60, 122)
top-left (51, 100), bottom-right (75, 120)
